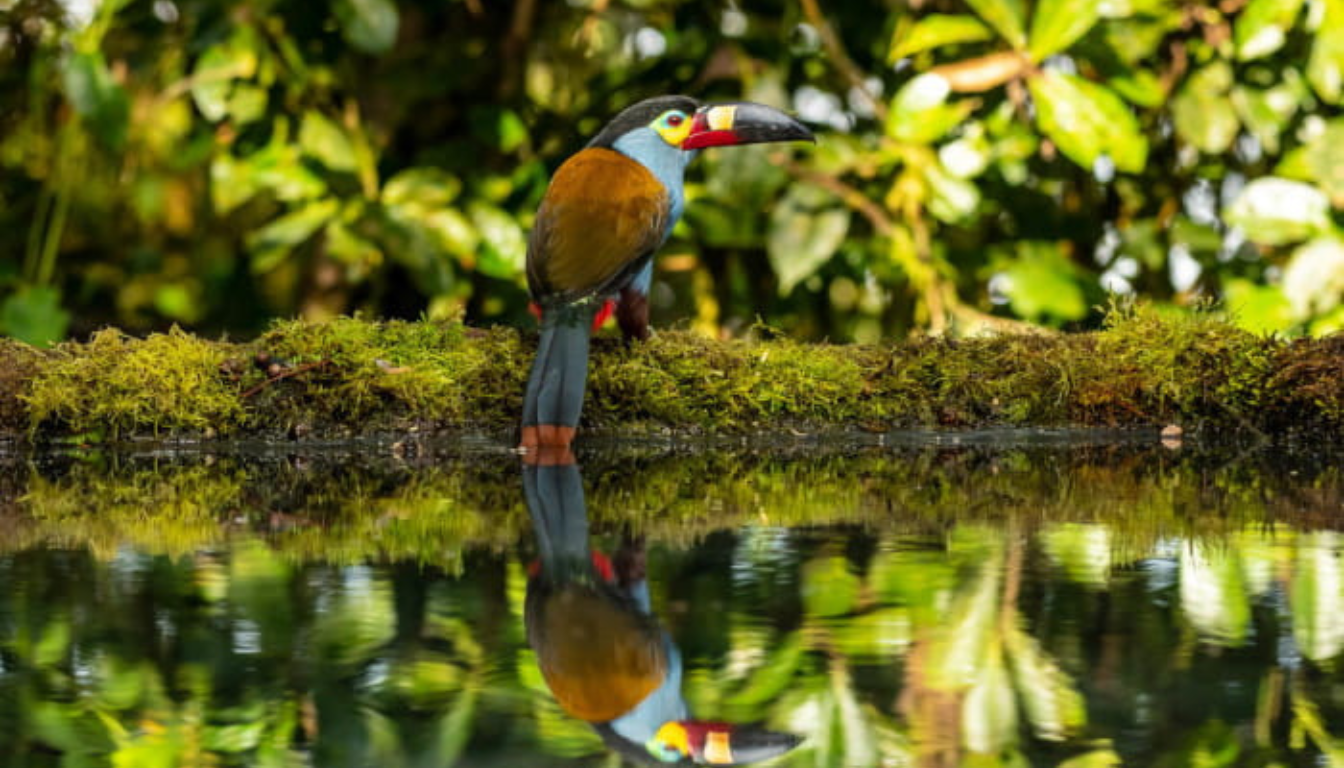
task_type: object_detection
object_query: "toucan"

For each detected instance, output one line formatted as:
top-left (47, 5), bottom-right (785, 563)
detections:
top-left (522, 449), bottom-right (801, 765)
top-left (519, 96), bottom-right (815, 450)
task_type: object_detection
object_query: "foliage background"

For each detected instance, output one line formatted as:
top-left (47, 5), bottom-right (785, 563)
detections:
top-left (2, 0), bottom-right (1343, 346)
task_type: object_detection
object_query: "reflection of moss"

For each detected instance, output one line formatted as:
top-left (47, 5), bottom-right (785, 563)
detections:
top-left (3, 306), bottom-right (1343, 440)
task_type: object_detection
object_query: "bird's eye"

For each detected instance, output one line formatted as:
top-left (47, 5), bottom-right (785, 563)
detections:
top-left (666, 113), bottom-right (684, 127)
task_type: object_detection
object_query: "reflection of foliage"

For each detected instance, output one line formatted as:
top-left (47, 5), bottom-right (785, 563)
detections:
top-left (4, 1), bottom-right (1344, 346)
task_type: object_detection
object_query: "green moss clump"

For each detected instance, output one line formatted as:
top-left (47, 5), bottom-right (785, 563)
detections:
top-left (0, 338), bottom-right (46, 435)
top-left (24, 328), bottom-right (245, 438)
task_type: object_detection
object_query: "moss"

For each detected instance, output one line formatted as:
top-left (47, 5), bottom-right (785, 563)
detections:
top-left (24, 328), bottom-right (246, 439)
top-left (3, 307), bottom-right (1342, 441)
top-left (0, 338), bottom-right (46, 435)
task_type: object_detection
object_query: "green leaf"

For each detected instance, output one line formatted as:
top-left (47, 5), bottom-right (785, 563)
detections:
top-left (383, 167), bottom-right (462, 209)
top-left (1308, 0), bottom-right (1344, 102)
top-left (336, 0), bottom-right (400, 54)
top-left (468, 203), bottom-right (526, 279)
top-left (1028, 0), bottom-right (1102, 60)
top-left (887, 73), bottom-right (976, 143)
top-left (1, 285), bottom-right (70, 347)
top-left (1282, 236), bottom-right (1344, 319)
top-left (61, 51), bottom-right (129, 149)
top-left (1107, 69), bottom-right (1166, 107)
top-left (801, 553), bottom-right (861, 617)
top-left (246, 199), bottom-right (340, 273)
top-left (1028, 70), bottom-right (1148, 172)
top-left (1172, 62), bottom-right (1240, 153)
top-left (190, 35), bottom-right (259, 123)
top-left (966, 0), bottom-right (1028, 48)
top-left (1286, 118), bottom-right (1344, 205)
top-left (1230, 81), bottom-right (1302, 154)
top-left (1000, 241), bottom-right (1088, 323)
top-left (890, 14), bottom-right (995, 60)
top-left (767, 183), bottom-right (852, 295)
top-left (1235, 0), bottom-right (1305, 59)
top-left (1225, 177), bottom-right (1330, 245)
top-left (299, 111), bottom-right (357, 173)
top-left (1223, 277), bottom-right (1296, 333)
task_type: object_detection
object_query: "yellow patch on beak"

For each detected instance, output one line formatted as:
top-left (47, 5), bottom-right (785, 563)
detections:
top-left (706, 105), bottom-right (737, 132)
top-left (653, 721), bottom-right (690, 756)
top-left (704, 731), bottom-right (735, 765)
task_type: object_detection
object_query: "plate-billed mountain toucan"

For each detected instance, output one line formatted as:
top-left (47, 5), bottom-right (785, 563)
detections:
top-left (520, 96), bottom-right (814, 450)
top-left (522, 448), bottom-right (802, 765)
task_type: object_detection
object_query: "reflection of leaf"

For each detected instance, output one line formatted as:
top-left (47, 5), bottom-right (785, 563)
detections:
top-left (1029, 70), bottom-right (1148, 172)
top-left (801, 554), bottom-right (860, 617)
top-left (767, 184), bottom-right (851, 295)
top-left (1028, 0), bottom-right (1101, 61)
top-left (890, 14), bottom-right (994, 60)
top-left (962, 649), bottom-right (1018, 754)
top-left (965, 0), bottom-right (1027, 48)
top-left (1006, 621), bottom-right (1086, 740)
top-left (1180, 543), bottom-right (1251, 647)
top-left (1225, 177), bottom-right (1330, 246)
top-left (723, 633), bottom-right (807, 717)
top-left (337, 0), bottom-right (400, 53)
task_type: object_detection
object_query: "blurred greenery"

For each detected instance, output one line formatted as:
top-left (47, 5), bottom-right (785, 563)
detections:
top-left (2, 0), bottom-right (1344, 348)
top-left (1, 442), bottom-right (1343, 766)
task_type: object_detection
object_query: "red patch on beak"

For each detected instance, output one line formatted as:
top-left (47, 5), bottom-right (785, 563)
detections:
top-left (682, 112), bottom-right (738, 150)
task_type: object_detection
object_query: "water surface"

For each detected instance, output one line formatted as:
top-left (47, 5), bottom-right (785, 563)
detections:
top-left (1, 435), bottom-right (1341, 767)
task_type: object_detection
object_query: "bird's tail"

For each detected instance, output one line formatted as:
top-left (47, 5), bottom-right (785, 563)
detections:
top-left (521, 303), bottom-right (596, 449)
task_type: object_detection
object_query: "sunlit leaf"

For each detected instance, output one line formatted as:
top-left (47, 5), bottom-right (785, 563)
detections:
top-left (300, 111), bottom-right (357, 173)
top-left (1028, 69), bottom-right (1148, 172)
top-left (189, 33), bottom-right (259, 123)
top-left (246, 199), bottom-right (341, 273)
top-left (383, 168), bottom-right (463, 209)
top-left (1280, 117), bottom-right (1344, 205)
top-left (1282, 236), bottom-right (1344, 319)
top-left (1308, 0), bottom-right (1344, 103)
top-left (1, 285), bottom-right (70, 347)
top-left (965, 0), bottom-right (1028, 47)
top-left (1231, 81), bottom-right (1302, 155)
top-left (1029, 0), bottom-right (1102, 61)
top-left (1000, 241), bottom-right (1089, 323)
top-left (1224, 278), bottom-right (1296, 333)
top-left (1226, 177), bottom-right (1331, 245)
top-left (336, 0), bottom-right (400, 53)
top-left (1172, 62), bottom-right (1240, 153)
top-left (924, 161), bottom-right (982, 222)
top-left (1236, 0), bottom-right (1306, 59)
top-left (1107, 69), bottom-right (1166, 107)
top-left (767, 183), bottom-right (851, 295)
top-left (890, 14), bottom-right (995, 60)
top-left (469, 203), bottom-right (526, 279)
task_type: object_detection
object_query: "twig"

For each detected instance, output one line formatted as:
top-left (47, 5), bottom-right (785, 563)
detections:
top-left (241, 360), bottom-right (332, 399)
top-left (797, 0), bottom-right (888, 122)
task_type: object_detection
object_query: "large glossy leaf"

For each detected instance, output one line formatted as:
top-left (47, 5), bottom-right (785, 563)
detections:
top-left (965, 0), bottom-right (1028, 48)
top-left (1028, 0), bottom-right (1102, 61)
top-left (890, 14), bottom-right (995, 60)
top-left (246, 199), bottom-right (341, 273)
top-left (468, 203), bottom-right (526, 279)
top-left (299, 111), bottom-right (357, 173)
top-left (1235, 0), bottom-right (1306, 59)
top-left (1308, 0), bottom-right (1344, 103)
top-left (1226, 177), bottom-right (1330, 245)
top-left (336, 0), bottom-right (400, 54)
top-left (1000, 241), bottom-right (1088, 322)
top-left (1172, 62), bottom-right (1239, 153)
top-left (1028, 70), bottom-right (1148, 172)
top-left (0, 285), bottom-right (70, 347)
top-left (767, 183), bottom-right (851, 295)
top-left (1282, 236), bottom-right (1344, 318)
top-left (887, 73), bottom-right (977, 143)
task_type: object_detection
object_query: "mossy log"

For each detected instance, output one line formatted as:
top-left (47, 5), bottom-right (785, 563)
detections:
top-left (1, 306), bottom-right (1341, 444)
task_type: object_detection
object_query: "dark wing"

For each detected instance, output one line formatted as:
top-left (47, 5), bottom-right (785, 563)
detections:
top-left (527, 148), bottom-right (671, 307)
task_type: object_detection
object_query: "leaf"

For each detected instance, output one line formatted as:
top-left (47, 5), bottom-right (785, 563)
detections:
top-left (61, 50), bottom-right (129, 149)
top-left (468, 203), bottom-right (526, 279)
top-left (1223, 277), bottom-right (1296, 333)
top-left (1225, 177), bottom-right (1330, 245)
top-left (965, 0), bottom-right (1028, 48)
top-left (962, 652), bottom-right (1019, 754)
top-left (890, 14), bottom-right (995, 60)
top-left (336, 0), bottom-right (400, 54)
top-left (1282, 117), bottom-right (1344, 205)
top-left (383, 167), bottom-right (462, 209)
top-left (1282, 236), bottom-right (1344, 318)
top-left (189, 34), bottom-right (258, 123)
top-left (1005, 621), bottom-right (1087, 740)
top-left (299, 111), bottom-right (357, 173)
top-left (801, 553), bottom-right (860, 617)
top-left (1235, 0), bottom-right (1305, 59)
top-left (1000, 241), bottom-right (1088, 322)
top-left (246, 199), bottom-right (340, 273)
top-left (1028, 69), bottom-right (1148, 172)
top-left (1308, 0), bottom-right (1344, 103)
top-left (767, 183), bottom-right (852, 295)
top-left (1172, 62), bottom-right (1240, 153)
top-left (1230, 81), bottom-right (1301, 154)
top-left (1107, 69), bottom-right (1166, 107)
top-left (1, 285), bottom-right (70, 347)
top-left (1029, 0), bottom-right (1102, 61)
top-left (887, 73), bottom-right (976, 143)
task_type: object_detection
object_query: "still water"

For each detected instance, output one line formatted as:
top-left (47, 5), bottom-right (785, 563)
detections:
top-left (1, 435), bottom-right (1342, 767)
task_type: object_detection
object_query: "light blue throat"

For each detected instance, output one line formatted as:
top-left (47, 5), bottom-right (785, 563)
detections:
top-left (612, 128), bottom-right (696, 235)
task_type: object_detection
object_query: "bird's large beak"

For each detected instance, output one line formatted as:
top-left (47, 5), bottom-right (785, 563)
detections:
top-left (681, 102), bottom-right (814, 150)
top-left (674, 721), bottom-right (803, 765)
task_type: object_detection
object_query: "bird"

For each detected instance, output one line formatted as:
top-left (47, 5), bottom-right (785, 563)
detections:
top-left (520, 96), bottom-right (815, 450)
top-left (522, 448), bottom-right (802, 765)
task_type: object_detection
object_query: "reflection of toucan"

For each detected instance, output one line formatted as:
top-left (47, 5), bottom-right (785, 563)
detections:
top-left (522, 450), bottom-right (800, 765)
top-left (519, 96), bottom-right (814, 450)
